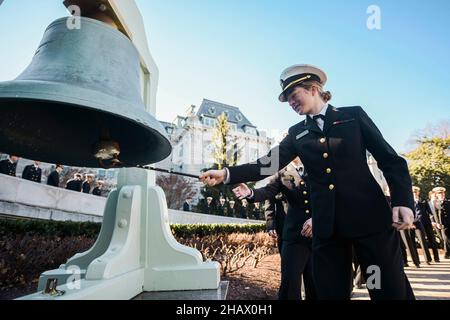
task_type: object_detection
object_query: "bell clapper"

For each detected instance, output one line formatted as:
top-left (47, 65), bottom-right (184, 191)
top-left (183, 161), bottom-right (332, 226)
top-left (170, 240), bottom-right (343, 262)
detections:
top-left (92, 126), bottom-right (124, 168)
top-left (93, 140), bottom-right (123, 169)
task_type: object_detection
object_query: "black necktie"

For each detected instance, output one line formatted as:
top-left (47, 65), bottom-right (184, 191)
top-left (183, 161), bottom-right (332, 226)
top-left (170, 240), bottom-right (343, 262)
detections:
top-left (313, 114), bottom-right (326, 121)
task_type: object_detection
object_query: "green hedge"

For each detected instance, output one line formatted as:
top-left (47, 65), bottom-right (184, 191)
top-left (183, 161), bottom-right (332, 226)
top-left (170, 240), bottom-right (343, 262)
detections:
top-left (0, 218), bottom-right (265, 238)
top-left (0, 219), bottom-right (101, 238)
top-left (171, 224), bottom-right (266, 238)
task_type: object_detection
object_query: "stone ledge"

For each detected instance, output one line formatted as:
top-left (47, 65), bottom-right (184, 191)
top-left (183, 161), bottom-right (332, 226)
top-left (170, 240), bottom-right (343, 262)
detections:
top-left (133, 281), bottom-right (229, 300)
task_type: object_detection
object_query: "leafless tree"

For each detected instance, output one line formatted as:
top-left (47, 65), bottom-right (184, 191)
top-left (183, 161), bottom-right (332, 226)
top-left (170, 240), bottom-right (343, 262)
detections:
top-left (409, 119), bottom-right (450, 145)
top-left (156, 173), bottom-right (197, 210)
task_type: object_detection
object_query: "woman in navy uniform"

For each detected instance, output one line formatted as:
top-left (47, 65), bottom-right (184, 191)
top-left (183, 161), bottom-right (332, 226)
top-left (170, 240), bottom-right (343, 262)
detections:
top-left (233, 157), bottom-right (316, 300)
top-left (200, 64), bottom-right (415, 300)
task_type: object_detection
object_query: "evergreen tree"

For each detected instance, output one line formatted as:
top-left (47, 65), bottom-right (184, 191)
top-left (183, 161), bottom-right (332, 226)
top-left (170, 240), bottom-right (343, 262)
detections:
top-left (198, 113), bottom-right (254, 215)
top-left (405, 136), bottom-right (450, 199)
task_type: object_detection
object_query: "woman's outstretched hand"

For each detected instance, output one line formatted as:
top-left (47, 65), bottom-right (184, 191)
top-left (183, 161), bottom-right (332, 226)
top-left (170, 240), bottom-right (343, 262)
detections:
top-left (199, 169), bottom-right (227, 186)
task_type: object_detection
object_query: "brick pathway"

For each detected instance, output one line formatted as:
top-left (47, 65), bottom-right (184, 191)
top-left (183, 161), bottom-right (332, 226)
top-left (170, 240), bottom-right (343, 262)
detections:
top-left (352, 257), bottom-right (450, 300)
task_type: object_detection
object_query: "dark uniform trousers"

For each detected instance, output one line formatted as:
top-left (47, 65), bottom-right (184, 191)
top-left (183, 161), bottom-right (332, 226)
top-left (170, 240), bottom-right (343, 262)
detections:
top-left (411, 222), bottom-right (431, 263)
top-left (422, 223), bottom-right (440, 262)
top-left (227, 105), bottom-right (415, 300)
top-left (399, 231), bottom-right (415, 266)
top-left (420, 201), bottom-right (440, 262)
top-left (280, 240), bottom-right (315, 300)
top-left (419, 201), bottom-right (441, 261)
top-left (399, 229), bottom-right (421, 267)
top-left (264, 198), bottom-right (286, 255)
top-left (414, 201), bottom-right (439, 262)
top-left (314, 228), bottom-right (414, 300)
top-left (251, 165), bottom-right (316, 300)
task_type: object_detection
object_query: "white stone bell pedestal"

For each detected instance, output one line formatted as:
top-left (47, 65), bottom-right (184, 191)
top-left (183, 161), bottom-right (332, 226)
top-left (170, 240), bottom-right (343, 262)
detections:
top-left (18, 168), bottom-right (220, 300)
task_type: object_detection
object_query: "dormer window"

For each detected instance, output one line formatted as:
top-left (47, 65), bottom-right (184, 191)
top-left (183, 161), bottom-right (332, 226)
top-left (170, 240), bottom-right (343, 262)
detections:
top-left (245, 126), bottom-right (257, 135)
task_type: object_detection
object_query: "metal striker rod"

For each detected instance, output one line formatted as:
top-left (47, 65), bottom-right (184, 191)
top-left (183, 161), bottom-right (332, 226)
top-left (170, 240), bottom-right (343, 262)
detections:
top-left (106, 158), bottom-right (199, 179)
top-left (136, 165), bottom-right (199, 179)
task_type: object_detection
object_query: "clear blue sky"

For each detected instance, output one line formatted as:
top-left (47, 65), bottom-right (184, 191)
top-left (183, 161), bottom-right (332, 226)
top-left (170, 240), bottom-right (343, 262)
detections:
top-left (1, 0), bottom-right (449, 152)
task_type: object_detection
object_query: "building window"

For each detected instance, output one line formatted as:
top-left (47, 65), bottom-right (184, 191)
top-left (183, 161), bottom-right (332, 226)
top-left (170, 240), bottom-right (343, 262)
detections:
top-left (203, 117), bottom-right (216, 127)
top-left (229, 123), bottom-right (237, 131)
top-left (245, 126), bottom-right (257, 135)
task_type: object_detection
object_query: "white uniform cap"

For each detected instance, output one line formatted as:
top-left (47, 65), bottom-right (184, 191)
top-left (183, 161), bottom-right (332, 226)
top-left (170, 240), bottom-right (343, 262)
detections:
top-left (279, 64), bottom-right (327, 102)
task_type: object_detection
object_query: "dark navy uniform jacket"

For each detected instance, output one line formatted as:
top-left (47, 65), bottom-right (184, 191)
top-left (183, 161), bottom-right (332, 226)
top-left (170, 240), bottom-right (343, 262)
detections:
top-left (251, 164), bottom-right (312, 243)
top-left (228, 105), bottom-right (414, 239)
top-left (47, 170), bottom-right (60, 187)
top-left (440, 200), bottom-right (450, 227)
top-left (0, 159), bottom-right (17, 177)
top-left (66, 179), bottom-right (82, 192)
top-left (22, 164), bottom-right (42, 183)
top-left (415, 200), bottom-right (433, 227)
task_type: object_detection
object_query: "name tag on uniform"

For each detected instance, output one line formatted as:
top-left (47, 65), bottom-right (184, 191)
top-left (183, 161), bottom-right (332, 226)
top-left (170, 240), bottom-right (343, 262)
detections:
top-left (296, 130), bottom-right (309, 140)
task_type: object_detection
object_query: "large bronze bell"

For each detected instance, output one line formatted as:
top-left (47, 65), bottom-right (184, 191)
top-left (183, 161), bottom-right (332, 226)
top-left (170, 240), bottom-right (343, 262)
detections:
top-left (0, 16), bottom-right (171, 168)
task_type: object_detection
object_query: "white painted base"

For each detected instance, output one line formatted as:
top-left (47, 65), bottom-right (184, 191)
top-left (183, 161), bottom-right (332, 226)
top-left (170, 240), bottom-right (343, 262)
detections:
top-left (21, 168), bottom-right (220, 300)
